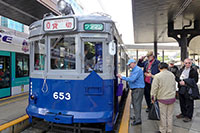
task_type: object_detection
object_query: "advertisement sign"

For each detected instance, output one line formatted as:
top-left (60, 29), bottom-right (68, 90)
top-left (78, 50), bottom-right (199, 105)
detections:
top-left (0, 33), bottom-right (29, 53)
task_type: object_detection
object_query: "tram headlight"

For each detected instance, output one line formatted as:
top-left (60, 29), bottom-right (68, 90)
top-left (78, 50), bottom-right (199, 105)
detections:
top-left (30, 93), bottom-right (38, 104)
top-left (57, 0), bottom-right (74, 15)
top-left (30, 95), bottom-right (35, 100)
top-left (57, 0), bottom-right (66, 11)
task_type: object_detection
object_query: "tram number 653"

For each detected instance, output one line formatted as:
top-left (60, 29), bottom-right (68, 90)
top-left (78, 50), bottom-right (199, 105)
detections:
top-left (53, 92), bottom-right (71, 100)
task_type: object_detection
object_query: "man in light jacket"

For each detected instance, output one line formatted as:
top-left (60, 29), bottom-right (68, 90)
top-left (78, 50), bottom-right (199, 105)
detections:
top-left (151, 62), bottom-right (176, 133)
top-left (117, 59), bottom-right (145, 126)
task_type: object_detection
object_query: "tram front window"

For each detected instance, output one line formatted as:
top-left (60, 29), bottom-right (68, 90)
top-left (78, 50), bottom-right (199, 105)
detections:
top-left (0, 56), bottom-right (10, 89)
top-left (84, 41), bottom-right (103, 73)
top-left (50, 37), bottom-right (76, 70)
top-left (34, 40), bottom-right (45, 70)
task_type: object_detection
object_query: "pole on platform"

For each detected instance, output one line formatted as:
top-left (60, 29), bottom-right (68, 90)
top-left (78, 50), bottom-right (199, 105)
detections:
top-left (162, 50), bottom-right (164, 62)
top-left (180, 34), bottom-right (188, 61)
top-left (154, 41), bottom-right (157, 58)
top-left (136, 49), bottom-right (138, 62)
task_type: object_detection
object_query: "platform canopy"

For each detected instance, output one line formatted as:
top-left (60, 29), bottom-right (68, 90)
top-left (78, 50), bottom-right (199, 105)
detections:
top-left (0, 0), bottom-right (59, 26)
top-left (132, 0), bottom-right (200, 44)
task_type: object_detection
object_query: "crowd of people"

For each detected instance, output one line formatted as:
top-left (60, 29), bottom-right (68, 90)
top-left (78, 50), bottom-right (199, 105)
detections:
top-left (117, 51), bottom-right (200, 133)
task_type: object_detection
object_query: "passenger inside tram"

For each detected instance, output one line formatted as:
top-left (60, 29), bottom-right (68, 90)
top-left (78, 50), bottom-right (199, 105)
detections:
top-left (0, 68), bottom-right (10, 88)
top-left (34, 59), bottom-right (40, 70)
top-left (51, 58), bottom-right (60, 69)
top-left (16, 61), bottom-right (23, 77)
top-left (34, 54), bottom-right (45, 70)
top-left (0, 69), bottom-right (4, 80)
top-left (84, 42), bottom-right (103, 73)
top-left (50, 37), bottom-right (76, 70)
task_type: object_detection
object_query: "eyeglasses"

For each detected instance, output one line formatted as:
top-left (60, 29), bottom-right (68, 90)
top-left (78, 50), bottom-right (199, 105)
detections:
top-left (184, 62), bottom-right (191, 64)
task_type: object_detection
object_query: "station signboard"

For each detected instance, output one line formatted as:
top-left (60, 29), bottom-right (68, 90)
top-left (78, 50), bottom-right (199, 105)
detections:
top-left (43, 17), bottom-right (76, 32)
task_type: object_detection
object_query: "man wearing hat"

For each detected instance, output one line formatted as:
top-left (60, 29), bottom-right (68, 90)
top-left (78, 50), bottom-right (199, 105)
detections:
top-left (117, 59), bottom-right (145, 126)
top-left (138, 51), bottom-right (160, 112)
top-left (168, 60), bottom-right (179, 77)
top-left (168, 60), bottom-right (179, 99)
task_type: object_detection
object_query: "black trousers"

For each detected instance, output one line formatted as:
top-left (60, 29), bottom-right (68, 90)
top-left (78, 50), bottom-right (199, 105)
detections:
top-left (144, 82), bottom-right (151, 109)
top-left (179, 93), bottom-right (194, 119)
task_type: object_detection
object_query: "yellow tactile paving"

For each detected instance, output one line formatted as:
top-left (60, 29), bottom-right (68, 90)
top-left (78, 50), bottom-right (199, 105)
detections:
top-left (0, 114), bottom-right (29, 131)
top-left (119, 91), bottom-right (131, 133)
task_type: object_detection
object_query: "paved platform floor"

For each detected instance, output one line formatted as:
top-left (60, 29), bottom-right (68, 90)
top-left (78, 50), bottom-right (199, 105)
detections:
top-left (0, 93), bottom-right (28, 126)
top-left (129, 96), bottom-right (200, 133)
top-left (1, 88), bottom-right (200, 133)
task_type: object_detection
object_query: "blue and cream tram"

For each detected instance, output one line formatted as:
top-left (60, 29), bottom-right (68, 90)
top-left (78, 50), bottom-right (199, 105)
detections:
top-left (26, 12), bottom-right (128, 131)
top-left (0, 32), bottom-right (29, 98)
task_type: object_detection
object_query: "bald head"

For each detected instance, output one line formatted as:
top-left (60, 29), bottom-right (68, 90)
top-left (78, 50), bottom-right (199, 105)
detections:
top-left (184, 58), bottom-right (192, 68)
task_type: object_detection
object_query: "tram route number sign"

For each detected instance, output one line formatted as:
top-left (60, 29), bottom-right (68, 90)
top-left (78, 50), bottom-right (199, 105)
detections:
top-left (84, 23), bottom-right (104, 31)
top-left (44, 17), bottom-right (75, 32)
top-left (53, 92), bottom-right (71, 101)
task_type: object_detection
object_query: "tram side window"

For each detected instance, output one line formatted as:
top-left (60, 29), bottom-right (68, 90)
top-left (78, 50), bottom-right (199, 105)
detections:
top-left (119, 49), bottom-right (126, 73)
top-left (118, 48), bottom-right (122, 73)
top-left (0, 56), bottom-right (10, 89)
top-left (34, 40), bottom-right (45, 70)
top-left (50, 37), bottom-right (76, 70)
top-left (84, 41), bottom-right (103, 73)
top-left (120, 58), bottom-right (126, 72)
top-left (16, 53), bottom-right (29, 78)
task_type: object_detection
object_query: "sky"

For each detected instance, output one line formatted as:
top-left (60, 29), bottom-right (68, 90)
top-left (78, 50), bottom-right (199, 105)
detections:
top-left (77, 0), bottom-right (134, 44)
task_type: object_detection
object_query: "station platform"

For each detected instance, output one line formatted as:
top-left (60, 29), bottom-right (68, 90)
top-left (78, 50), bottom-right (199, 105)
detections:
top-left (119, 90), bottom-right (200, 133)
top-left (1, 87), bottom-right (200, 133)
top-left (0, 92), bottom-right (29, 132)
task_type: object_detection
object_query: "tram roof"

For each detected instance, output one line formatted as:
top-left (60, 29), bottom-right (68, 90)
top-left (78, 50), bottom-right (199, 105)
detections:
top-left (43, 14), bottom-right (114, 23)
top-left (29, 14), bottom-right (115, 34)
top-left (29, 14), bottom-right (123, 44)
top-left (132, 0), bottom-right (200, 44)
top-left (86, 15), bottom-right (115, 22)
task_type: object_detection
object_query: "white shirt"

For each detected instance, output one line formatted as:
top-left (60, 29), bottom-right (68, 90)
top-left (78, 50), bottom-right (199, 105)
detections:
top-left (180, 67), bottom-right (190, 80)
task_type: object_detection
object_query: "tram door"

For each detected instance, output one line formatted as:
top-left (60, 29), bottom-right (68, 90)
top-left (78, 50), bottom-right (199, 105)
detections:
top-left (0, 53), bottom-right (11, 98)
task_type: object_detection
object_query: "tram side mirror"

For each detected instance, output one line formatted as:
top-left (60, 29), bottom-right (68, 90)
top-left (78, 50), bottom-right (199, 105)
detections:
top-left (109, 41), bottom-right (116, 55)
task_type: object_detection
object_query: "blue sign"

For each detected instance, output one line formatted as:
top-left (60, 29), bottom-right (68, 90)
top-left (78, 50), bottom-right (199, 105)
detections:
top-left (0, 34), bottom-right (13, 44)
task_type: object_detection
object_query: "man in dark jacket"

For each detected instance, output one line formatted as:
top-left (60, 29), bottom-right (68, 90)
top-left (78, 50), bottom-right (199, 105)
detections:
top-left (168, 60), bottom-right (179, 77)
top-left (184, 78), bottom-right (200, 100)
top-left (176, 58), bottom-right (199, 122)
top-left (138, 51), bottom-right (160, 112)
top-left (168, 60), bottom-right (179, 98)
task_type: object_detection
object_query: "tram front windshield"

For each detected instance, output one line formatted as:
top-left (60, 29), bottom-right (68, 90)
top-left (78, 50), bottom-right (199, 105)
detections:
top-left (50, 37), bottom-right (76, 70)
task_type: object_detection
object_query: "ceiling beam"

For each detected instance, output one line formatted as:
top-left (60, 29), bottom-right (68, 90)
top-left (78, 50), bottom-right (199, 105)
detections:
top-left (0, 0), bottom-right (39, 21)
top-left (125, 44), bottom-right (180, 50)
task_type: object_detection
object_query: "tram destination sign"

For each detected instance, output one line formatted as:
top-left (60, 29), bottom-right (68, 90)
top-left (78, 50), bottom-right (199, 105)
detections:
top-left (84, 23), bottom-right (104, 31)
top-left (44, 17), bottom-right (75, 32)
